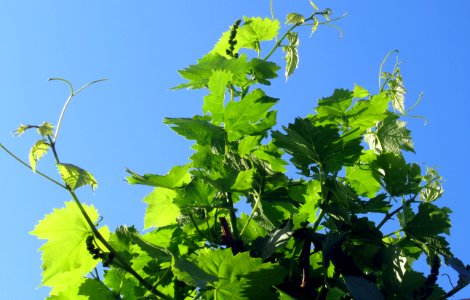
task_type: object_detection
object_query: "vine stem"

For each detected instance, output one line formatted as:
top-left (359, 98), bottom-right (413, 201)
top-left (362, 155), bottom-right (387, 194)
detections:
top-left (226, 192), bottom-right (239, 240)
top-left (0, 143), bottom-right (66, 189)
top-left (239, 192), bottom-right (261, 237)
top-left (49, 78), bottom-right (107, 143)
top-left (377, 195), bottom-right (416, 230)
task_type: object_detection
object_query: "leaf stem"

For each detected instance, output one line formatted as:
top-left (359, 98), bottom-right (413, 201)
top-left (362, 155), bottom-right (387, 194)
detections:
top-left (0, 143), bottom-right (66, 189)
top-left (377, 196), bottom-right (416, 230)
top-left (226, 192), bottom-right (239, 240)
top-left (239, 192), bottom-right (261, 237)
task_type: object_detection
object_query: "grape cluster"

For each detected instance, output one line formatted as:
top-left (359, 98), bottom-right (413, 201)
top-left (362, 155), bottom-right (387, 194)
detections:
top-left (86, 235), bottom-right (115, 268)
top-left (226, 19), bottom-right (241, 58)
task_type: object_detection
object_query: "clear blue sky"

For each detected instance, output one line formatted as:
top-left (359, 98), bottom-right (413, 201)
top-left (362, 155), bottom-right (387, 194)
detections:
top-left (0, 1), bottom-right (469, 299)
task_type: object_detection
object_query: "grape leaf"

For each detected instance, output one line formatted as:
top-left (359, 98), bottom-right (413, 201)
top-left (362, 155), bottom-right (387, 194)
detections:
top-left (203, 70), bottom-right (232, 123)
top-left (126, 164), bottom-right (191, 189)
top-left (30, 201), bottom-right (110, 295)
top-left (315, 89), bottom-right (353, 124)
top-left (387, 71), bottom-right (406, 114)
top-left (272, 117), bottom-right (345, 175)
top-left (212, 17), bottom-right (280, 56)
top-left (143, 187), bottom-right (181, 229)
top-left (404, 202), bottom-right (451, 238)
top-left (78, 278), bottom-right (117, 299)
top-left (420, 167), bottom-right (444, 202)
top-left (376, 153), bottom-right (421, 196)
top-left (29, 139), bottom-right (50, 172)
top-left (175, 248), bottom-right (286, 299)
top-left (285, 13), bottom-right (305, 25)
top-left (283, 32), bottom-right (299, 80)
top-left (346, 91), bottom-right (389, 132)
top-left (164, 116), bottom-right (225, 149)
top-left (353, 84), bottom-right (370, 98)
top-left (366, 113), bottom-right (414, 154)
top-left (174, 178), bottom-right (217, 208)
top-left (346, 150), bottom-right (381, 197)
top-left (38, 122), bottom-right (54, 137)
top-left (224, 89), bottom-right (278, 141)
top-left (104, 269), bottom-right (144, 299)
top-left (56, 163), bottom-right (98, 191)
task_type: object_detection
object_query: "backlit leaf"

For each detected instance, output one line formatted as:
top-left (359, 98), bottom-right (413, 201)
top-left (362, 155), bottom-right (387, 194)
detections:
top-left (143, 188), bottom-right (181, 229)
top-left (57, 163), bottom-right (98, 191)
top-left (126, 164), bottom-right (191, 189)
top-left (164, 116), bottom-right (225, 149)
top-left (285, 13), bottom-right (305, 25)
top-left (30, 201), bottom-right (110, 294)
top-left (203, 70), bottom-right (232, 123)
top-left (38, 122), bottom-right (54, 137)
top-left (283, 32), bottom-right (299, 80)
top-left (29, 139), bottom-right (50, 172)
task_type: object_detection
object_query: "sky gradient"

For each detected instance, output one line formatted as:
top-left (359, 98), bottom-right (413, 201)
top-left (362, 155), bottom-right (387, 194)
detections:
top-left (0, 1), bottom-right (469, 298)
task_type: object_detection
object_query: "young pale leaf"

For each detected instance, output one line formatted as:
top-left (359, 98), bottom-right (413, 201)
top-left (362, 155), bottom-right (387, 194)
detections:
top-left (420, 167), bottom-right (444, 202)
top-left (126, 164), bottom-right (191, 189)
top-left (224, 89), bottom-right (278, 141)
top-left (38, 122), bottom-right (54, 137)
top-left (388, 71), bottom-right (406, 114)
top-left (283, 32), bottom-right (299, 80)
top-left (29, 139), bottom-right (50, 172)
top-left (56, 163), bottom-right (98, 191)
top-left (143, 187), bottom-right (180, 229)
top-left (14, 124), bottom-right (30, 136)
top-left (368, 113), bottom-right (414, 154)
top-left (353, 84), bottom-right (370, 98)
top-left (236, 17), bottom-right (280, 51)
top-left (285, 13), bottom-right (305, 25)
top-left (30, 201), bottom-right (110, 295)
top-left (203, 70), bottom-right (232, 124)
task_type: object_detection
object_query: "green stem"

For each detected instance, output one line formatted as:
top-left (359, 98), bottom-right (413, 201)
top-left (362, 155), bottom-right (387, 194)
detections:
top-left (0, 143), bottom-right (66, 189)
top-left (239, 193), bottom-right (261, 237)
top-left (226, 192), bottom-right (239, 240)
top-left (312, 209), bottom-right (325, 232)
top-left (377, 196), bottom-right (416, 230)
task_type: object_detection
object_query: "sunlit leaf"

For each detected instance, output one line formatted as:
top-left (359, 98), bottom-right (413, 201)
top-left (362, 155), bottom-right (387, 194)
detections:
top-left (29, 139), bottom-right (50, 172)
top-left (57, 163), bottom-right (98, 191)
top-left (283, 32), bottom-right (299, 80)
top-left (285, 13), bottom-right (305, 25)
top-left (143, 188), bottom-right (181, 229)
top-left (126, 164), bottom-right (191, 189)
top-left (203, 70), bottom-right (232, 123)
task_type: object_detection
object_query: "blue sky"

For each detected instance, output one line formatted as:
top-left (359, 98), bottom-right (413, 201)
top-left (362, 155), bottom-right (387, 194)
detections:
top-left (0, 1), bottom-right (469, 299)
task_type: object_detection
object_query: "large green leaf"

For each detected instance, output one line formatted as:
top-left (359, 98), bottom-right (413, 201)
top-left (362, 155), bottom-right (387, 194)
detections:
top-left (126, 164), bottom-right (191, 189)
top-left (143, 188), bottom-right (181, 229)
top-left (346, 91), bottom-right (389, 132)
top-left (272, 117), bottom-right (344, 175)
top-left (404, 202), bottom-right (451, 238)
top-left (376, 153), bottom-right (421, 196)
top-left (346, 150), bottom-right (381, 197)
top-left (224, 89), bottom-right (278, 141)
top-left (203, 70), bottom-right (232, 123)
top-left (174, 178), bottom-right (217, 208)
top-left (315, 89), bottom-right (353, 124)
top-left (56, 163), bottom-right (98, 191)
top-left (174, 248), bottom-right (286, 299)
top-left (78, 278), bottom-right (117, 299)
top-left (30, 201), bottom-right (110, 295)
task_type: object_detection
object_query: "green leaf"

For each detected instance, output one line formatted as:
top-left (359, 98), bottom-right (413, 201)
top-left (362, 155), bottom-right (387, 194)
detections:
top-left (388, 71), bottom-right (406, 114)
top-left (164, 116), bottom-right (225, 149)
top-left (177, 248), bottom-right (286, 299)
top-left (224, 89), bottom-right (278, 141)
top-left (203, 70), bottom-right (232, 123)
top-left (14, 123), bottom-right (30, 136)
top-left (315, 89), bottom-right (353, 124)
top-left (172, 256), bottom-right (218, 289)
top-left (344, 275), bottom-right (384, 300)
top-left (366, 113), bottom-right (414, 154)
top-left (346, 91), bottom-right (390, 132)
top-left (248, 58), bottom-right (280, 85)
top-left (236, 17), bottom-right (280, 51)
top-left (283, 32), bottom-right (299, 80)
top-left (56, 163), bottom-right (98, 191)
top-left (174, 53), bottom-right (250, 90)
top-left (346, 150), bottom-right (381, 197)
top-left (174, 178), bottom-right (217, 208)
top-left (230, 168), bottom-right (256, 191)
top-left (30, 201), bottom-right (110, 294)
top-left (78, 278), bottom-right (117, 299)
top-left (285, 13), bottom-right (305, 25)
top-left (353, 84), bottom-right (370, 98)
top-left (104, 269), bottom-right (144, 299)
top-left (238, 135), bottom-right (262, 156)
top-left (272, 117), bottom-right (344, 175)
top-left (126, 164), bottom-right (191, 189)
top-left (143, 188), bottom-right (181, 229)
top-left (38, 122), bottom-right (54, 137)
top-left (253, 221), bottom-right (294, 260)
top-left (376, 153), bottom-right (422, 196)
top-left (420, 167), bottom-right (444, 202)
top-left (29, 139), bottom-right (50, 172)
top-left (404, 202), bottom-right (451, 238)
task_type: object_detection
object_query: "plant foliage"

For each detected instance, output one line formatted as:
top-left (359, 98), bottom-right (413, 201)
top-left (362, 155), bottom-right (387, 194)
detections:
top-left (1, 3), bottom-right (469, 300)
